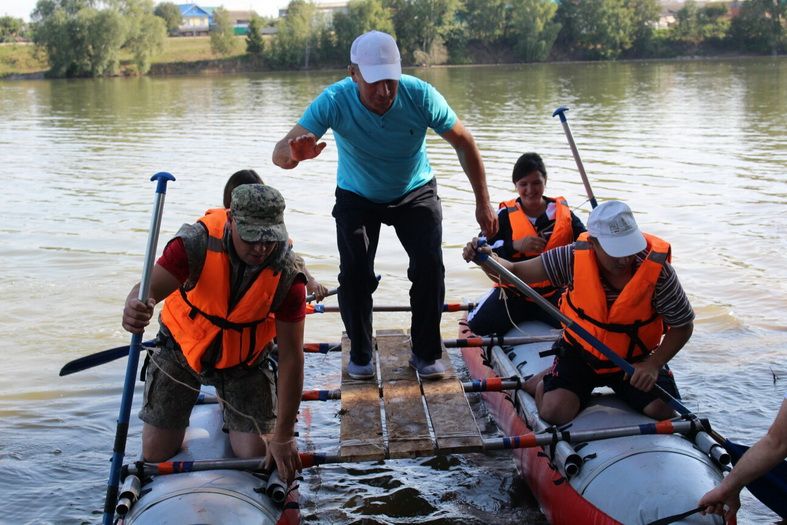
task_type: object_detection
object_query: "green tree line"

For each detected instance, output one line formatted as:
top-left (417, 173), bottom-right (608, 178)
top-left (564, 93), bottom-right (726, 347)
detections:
top-left (20, 0), bottom-right (787, 78)
top-left (29, 0), bottom-right (165, 76)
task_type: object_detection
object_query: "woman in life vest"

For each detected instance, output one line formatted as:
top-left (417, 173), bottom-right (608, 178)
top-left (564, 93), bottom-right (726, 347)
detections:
top-left (122, 183), bottom-right (306, 484)
top-left (463, 201), bottom-right (695, 425)
top-left (465, 152), bottom-right (586, 336)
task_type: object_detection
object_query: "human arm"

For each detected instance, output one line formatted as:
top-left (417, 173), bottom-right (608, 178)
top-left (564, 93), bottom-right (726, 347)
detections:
top-left (462, 237), bottom-right (549, 284)
top-left (121, 264), bottom-right (182, 334)
top-left (628, 322), bottom-right (693, 392)
top-left (629, 262), bottom-right (696, 391)
top-left (488, 210), bottom-right (517, 259)
top-left (272, 124), bottom-right (327, 169)
top-left (512, 236), bottom-right (547, 256)
top-left (486, 206), bottom-right (540, 259)
top-left (303, 267), bottom-right (328, 302)
top-left (440, 120), bottom-right (497, 237)
top-left (699, 398), bottom-right (787, 523)
top-left (511, 204), bottom-right (574, 256)
top-left (266, 317), bottom-right (305, 484)
top-left (291, 252), bottom-right (328, 302)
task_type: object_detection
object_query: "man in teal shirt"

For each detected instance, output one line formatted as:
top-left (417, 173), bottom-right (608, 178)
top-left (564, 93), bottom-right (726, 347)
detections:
top-left (273, 30), bottom-right (497, 379)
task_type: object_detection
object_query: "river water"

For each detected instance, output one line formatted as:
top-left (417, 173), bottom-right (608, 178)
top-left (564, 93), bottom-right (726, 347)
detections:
top-left (1, 57), bottom-right (785, 524)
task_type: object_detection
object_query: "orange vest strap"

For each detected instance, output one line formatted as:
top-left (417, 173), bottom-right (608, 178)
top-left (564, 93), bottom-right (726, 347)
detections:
top-left (161, 210), bottom-right (280, 373)
top-left (559, 231), bottom-right (670, 373)
top-left (177, 287), bottom-right (269, 331)
top-left (563, 291), bottom-right (660, 361)
top-left (494, 196), bottom-right (573, 299)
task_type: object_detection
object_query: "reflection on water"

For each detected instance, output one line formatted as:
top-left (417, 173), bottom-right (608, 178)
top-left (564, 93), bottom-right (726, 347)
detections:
top-left (0, 57), bottom-right (785, 523)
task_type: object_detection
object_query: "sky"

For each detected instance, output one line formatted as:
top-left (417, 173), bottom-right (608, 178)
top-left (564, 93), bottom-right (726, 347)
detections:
top-left (1, 0), bottom-right (293, 21)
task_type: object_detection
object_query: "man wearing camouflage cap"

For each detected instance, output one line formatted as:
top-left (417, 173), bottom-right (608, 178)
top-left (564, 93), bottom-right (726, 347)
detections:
top-left (121, 182), bottom-right (306, 484)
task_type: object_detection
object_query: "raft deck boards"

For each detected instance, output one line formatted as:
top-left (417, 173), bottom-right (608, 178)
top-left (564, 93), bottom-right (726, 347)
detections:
top-left (376, 330), bottom-right (433, 458)
top-left (339, 330), bottom-right (481, 460)
top-left (340, 334), bottom-right (384, 461)
top-left (421, 357), bottom-right (483, 453)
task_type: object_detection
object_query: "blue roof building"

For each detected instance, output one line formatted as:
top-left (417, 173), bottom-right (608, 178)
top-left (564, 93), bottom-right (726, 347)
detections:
top-left (177, 3), bottom-right (211, 35)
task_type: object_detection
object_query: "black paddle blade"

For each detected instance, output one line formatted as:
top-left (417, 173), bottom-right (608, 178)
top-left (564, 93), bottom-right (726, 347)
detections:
top-left (59, 340), bottom-right (155, 376)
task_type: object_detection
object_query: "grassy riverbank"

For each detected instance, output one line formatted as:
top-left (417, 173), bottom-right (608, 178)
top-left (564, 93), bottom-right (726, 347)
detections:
top-left (0, 43), bottom-right (48, 77)
top-left (1, 36), bottom-right (250, 78)
top-left (2, 35), bottom-right (776, 80)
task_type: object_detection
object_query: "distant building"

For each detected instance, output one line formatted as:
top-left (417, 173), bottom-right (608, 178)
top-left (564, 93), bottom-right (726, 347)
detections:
top-left (655, 1), bottom-right (740, 30)
top-left (225, 10), bottom-right (257, 36)
top-left (177, 3), bottom-right (211, 36)
top-left (174, 4), bottom-right (269, 37)
top-left (278, 0), bottom-right (349, 24)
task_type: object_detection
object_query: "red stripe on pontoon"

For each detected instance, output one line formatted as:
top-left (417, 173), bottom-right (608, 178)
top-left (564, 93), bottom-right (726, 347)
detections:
top-left (461, 346), bottom-right (622, 525)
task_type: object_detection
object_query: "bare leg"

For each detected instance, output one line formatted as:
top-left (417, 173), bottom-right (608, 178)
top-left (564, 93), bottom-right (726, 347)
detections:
top-left (142, 423), bottom-right (186, 462)
top-left (523, 368), bottom-right (549, 396)
top-left (642, 399), bottom-right (675, 420)
top-left (537, 387), bottom-right (581, 425)
top-left (229, 431), bottom-right (267, 458)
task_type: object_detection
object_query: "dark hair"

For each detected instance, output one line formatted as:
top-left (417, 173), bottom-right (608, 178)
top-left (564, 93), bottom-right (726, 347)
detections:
top-left (223, 169), bottom-right (263, 208)
top-left (512, 152), bottom-right (547, 184)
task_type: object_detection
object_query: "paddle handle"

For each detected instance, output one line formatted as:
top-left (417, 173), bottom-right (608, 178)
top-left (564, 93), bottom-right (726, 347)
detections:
top-left (306, 286), bottom-right (338, 303)
top-left (305, 275), bottom-right (379, 303)
top-left (136, 173), bottom-right (175, 304)
top-left (103, 172), bottom-right (175, 525)
top-left (475, 250), bottom-right (693, 418)
top-left (552, 106), bottom-right (597, 209)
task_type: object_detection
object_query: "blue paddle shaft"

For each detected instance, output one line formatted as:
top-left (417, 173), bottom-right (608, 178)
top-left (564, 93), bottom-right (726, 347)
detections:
top-left (103, 172), bottom-right (174, 525)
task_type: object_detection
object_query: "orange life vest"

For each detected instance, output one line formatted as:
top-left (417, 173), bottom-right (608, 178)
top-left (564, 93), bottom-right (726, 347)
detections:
top-left (559, 231), bottom-right (671, 374)
top-left (496, 196), bottom-right (574, 298)
top-left (161, 210), bottom-right (280, 373)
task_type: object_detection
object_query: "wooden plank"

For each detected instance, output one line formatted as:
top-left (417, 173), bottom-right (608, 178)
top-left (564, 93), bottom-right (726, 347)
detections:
top-left (376, 331), bottom-right (433, 458)
top-left (375, 329), bottom-right (411, 382)
top-left (341, 333), bottom-right (377, 385)
top-left (339, 334), bottom-right (384, 461)
top-left (421, 355), bottom-right (483, 453)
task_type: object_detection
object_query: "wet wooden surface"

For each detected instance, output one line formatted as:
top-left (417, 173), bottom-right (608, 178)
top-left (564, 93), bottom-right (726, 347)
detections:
top-left (340, 330), bottom-right (482, 459)
top-left (339, 334), bottom-right (384, 461)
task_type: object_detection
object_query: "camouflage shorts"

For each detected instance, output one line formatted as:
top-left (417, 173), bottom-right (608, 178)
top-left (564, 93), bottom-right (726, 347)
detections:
top-left (138, 346), bottom-right (277, 434)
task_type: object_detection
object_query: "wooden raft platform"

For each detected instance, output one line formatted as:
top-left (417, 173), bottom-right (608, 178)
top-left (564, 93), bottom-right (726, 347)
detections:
top-left (339, 330), bottom-right (482, 461)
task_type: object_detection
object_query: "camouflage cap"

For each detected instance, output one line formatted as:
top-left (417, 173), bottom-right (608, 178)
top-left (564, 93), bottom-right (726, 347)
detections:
top-left (230, 184), bottom-right (288, 243)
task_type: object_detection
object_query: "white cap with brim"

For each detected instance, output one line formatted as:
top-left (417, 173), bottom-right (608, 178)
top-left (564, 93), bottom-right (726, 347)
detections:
top-left (587, 200), bottom-right (647, 257)
top-left (350, 30), bottom-right (401, 83)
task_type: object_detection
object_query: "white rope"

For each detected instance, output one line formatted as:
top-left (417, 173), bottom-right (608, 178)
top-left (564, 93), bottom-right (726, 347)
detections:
top-left (147, 350), bottom-right (268, 440)
top-left (493, 271), bottom-right (529, 337)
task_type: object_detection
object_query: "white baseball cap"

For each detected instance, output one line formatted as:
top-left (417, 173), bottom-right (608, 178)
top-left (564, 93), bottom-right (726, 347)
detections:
top-left (587, 200), bottom-right (647, 257)
top-left (350, 30), bottom-right (401, 83)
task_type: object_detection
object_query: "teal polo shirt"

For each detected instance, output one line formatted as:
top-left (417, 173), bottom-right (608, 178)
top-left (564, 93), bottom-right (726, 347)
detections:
top-left (298, 75), bottom-right (457, 203)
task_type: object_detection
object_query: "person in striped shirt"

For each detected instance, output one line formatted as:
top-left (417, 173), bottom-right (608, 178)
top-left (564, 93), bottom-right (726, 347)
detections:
top-left (463, 200), bottom-right (694, 424)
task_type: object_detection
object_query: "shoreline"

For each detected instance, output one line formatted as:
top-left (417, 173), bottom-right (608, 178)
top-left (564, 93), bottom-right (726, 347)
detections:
top-left (1, 52), bottom-right (782, 81)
